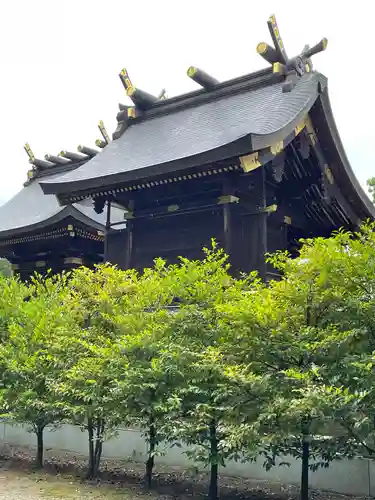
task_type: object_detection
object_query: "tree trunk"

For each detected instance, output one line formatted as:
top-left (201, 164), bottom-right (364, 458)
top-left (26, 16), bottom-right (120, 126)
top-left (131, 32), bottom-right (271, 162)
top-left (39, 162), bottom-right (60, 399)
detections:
top-left (208, 420), bottom-right (219, 500)
top-left (35, 424), bottom-right (45, 469)
top-left (301, 428), bottom-right (310, 500)
top-left (94, 439), bottom-right (103, 477)
top-left (145, 414), bottom-right (156, 488)
top-left (93, 418), bottom-right (105, 478)
top-left (87, 417), bottom-right (95, 479)
top-left (209, 462), bottom-right (219, 500)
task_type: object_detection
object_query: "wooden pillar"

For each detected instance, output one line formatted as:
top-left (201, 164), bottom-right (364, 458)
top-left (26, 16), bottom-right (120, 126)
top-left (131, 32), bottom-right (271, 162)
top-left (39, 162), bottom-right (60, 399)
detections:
top-left (124, 200), bottom-right (135, 270)
top-left (258, 167), bottom-right (268, 279)
top-left (124, 220), bottom-right (133, 269)
top-left (266, 220), bottom-right (288, 280)
top-left (104, 200), bottom-right (112, 263)
top-left (223, 204), bottom-right (232, 254)
top-left (104, 199), bottom-right (129, 270)
top-left (238, 167), bottom-right (268, 278)
top-left (222, 178), bottom-right (233, 256)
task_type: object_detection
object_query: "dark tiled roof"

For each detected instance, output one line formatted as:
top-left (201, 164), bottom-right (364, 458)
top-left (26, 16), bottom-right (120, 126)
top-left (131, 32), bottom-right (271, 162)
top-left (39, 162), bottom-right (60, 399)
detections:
top-left (41, 71), bottom-right (326, 195)
top-left (0, 172), bottom-right (124, 238)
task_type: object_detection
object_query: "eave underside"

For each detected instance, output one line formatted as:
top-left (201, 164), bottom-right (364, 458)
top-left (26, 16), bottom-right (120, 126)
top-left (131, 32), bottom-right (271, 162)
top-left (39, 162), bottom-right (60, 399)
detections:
top-left (45, 112), bottom-right (372, 230)
top-left (35, 75), bottom-right (372, 230)
top-left (0, 215), bottom-right (104, 248)
top-left (104, 131), bottom-right (358, 235)
top-left (310, 89), bottom-right (375, 221)
top-left (0, 216), bottom-right (106, 279)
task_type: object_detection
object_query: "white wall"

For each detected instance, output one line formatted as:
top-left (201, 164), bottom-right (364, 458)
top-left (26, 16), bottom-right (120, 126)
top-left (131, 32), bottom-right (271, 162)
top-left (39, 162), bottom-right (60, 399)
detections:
top-left (0, 422), bottom-right (372, 496)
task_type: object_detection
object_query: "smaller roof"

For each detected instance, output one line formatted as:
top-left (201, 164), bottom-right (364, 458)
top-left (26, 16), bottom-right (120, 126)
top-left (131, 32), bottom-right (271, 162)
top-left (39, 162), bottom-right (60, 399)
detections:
top-left (0, 171), bottom-right (124, 239)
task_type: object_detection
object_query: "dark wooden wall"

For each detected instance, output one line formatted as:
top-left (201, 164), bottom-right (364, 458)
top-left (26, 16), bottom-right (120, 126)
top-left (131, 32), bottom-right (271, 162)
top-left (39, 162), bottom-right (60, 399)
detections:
top-left (0, 217), bottom-right (104, 280)
top-left (107, 166), bottom-right (280, 277)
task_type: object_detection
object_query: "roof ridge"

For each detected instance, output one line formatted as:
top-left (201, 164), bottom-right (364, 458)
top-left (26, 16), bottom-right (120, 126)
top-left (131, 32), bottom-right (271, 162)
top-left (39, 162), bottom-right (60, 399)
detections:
top-left (124, 67), bottom-right (281, 124)
top-left (24, 158), bottom-right (93, 187)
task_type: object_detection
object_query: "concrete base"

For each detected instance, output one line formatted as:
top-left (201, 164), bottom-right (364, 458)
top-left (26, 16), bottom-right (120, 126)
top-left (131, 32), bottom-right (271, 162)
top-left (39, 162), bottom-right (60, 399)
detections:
top-left (0, 422), bottom-right (372, 496)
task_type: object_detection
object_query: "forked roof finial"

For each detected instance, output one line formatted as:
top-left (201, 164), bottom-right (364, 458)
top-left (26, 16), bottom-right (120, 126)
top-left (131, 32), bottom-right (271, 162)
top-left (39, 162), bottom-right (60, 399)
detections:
top-left (257, 14), bottom-right (328, 92)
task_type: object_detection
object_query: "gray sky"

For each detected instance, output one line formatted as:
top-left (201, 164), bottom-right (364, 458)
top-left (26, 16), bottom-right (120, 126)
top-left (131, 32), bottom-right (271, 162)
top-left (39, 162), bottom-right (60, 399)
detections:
top-left (0, 0), bottom-right (373, 204)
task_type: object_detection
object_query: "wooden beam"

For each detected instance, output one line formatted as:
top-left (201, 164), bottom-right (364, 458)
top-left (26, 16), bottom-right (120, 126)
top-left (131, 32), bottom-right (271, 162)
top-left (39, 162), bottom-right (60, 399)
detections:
top-left (187, 66), bottom-right (219, 90)
top-left (267, 14), bottom-right (288, 64)
top-left (119, 68), bottom-right (158, 110)
top-left (98, 120), bottom-right (111, 145)
top-left (217, 195), bottom-right (240, 204)
top-left (256, 42), bottom-right (280, 64)
top-left (44, 154), bottom-right (71, 165)
top-left (77, 145), bottom-right (99, 157)
top-left (119, 68), bottom-right (133, 91)
top-left (60, 150), bottom-right (89, 162)
top-left (24, 143), bottom-right (35, 162)
top-left (29, 158), bottom-right (54, 169)
top-left (303, 38), bottom-right (328, 58)
top-left (126, 86), bottom-right (158, 110)
top-left (95, 139), bottom-right (107, 149)
top-left (64, 257), bottom-right (83, 265)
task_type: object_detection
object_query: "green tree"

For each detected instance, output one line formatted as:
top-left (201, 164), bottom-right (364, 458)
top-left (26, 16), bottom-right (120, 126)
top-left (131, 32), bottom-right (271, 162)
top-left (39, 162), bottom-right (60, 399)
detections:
top-left (107, 259), bottom-right (182, 487)
top-left (48, 264), bottom-right (137, 478)
top-left (279, 223), bottom-right (375, 460)
top-left (160, 247), bottom-right (262, 500)
top-left (0, 258), bottom-right (13, 278)
top-left (113, 329), bottom-right (181, 487)
top-left (224, 238), bottom-right (359, 500)
top-left (51, 339), bottom-right (119, 478)
top-left (0, 273), bottom-right (28, 340)
top-left (0, 273), bottom-right (72, 468)
top-left (367, 177), bottom-right (375, 203)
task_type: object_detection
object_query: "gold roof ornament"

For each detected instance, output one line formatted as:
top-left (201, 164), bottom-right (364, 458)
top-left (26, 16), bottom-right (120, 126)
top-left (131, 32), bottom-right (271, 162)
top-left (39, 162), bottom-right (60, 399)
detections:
top-left (119, 67), bottom-right (158, 110)
top-left (24, 143), bottom-right (35, 162)
top-left (98, 120), bottom-right (111, 145)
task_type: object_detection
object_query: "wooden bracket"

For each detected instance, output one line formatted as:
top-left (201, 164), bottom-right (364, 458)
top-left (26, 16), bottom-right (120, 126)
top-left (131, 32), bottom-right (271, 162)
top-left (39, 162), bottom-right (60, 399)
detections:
top-left (284, 215), bottom-right (292, 225)
top-left (217, 195), bottom-right (240, 204)
top-left (239, 153), bottom-right (261, 172)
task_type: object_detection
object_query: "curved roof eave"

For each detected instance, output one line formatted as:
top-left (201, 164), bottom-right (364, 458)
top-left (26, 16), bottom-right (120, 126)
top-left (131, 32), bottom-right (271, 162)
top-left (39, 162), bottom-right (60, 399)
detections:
top-left (40, 134), bottom-right (258, 198)
top-left (0, 169), bottom-right (126, 239)
top-left (40, 72), bottom-right (325, 199)
top-left (41, 96), bottom-right (322, 200)
top-left (0, 203), bottom-right (126, 240)
top-left (311, 88), bottom-right (375, 221)
top-left (251, 90), bottom-right (320, 151)
top-left (0, 205), bottom-right (75, 239)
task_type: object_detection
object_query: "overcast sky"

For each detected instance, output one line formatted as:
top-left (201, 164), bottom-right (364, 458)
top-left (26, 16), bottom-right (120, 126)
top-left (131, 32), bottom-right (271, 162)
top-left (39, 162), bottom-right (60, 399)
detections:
top-left (0, 0), bottom-right (373, 205)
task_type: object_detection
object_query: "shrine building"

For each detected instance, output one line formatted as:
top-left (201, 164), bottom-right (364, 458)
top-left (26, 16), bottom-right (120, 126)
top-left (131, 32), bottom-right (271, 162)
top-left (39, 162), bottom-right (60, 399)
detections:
top-left (36, 15), bottom-right (375, 279)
